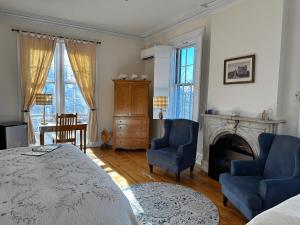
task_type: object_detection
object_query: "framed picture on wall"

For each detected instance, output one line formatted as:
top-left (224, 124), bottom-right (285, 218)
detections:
top-left (224, 54), bottom-right (255, 85)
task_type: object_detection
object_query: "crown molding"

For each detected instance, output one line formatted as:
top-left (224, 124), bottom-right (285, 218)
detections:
top-left (0, 8), bottom-right (144, 40)
top-left (0, 0), bottom-right (241, 40)
top-left (140, 0), bottom-right (239, 38)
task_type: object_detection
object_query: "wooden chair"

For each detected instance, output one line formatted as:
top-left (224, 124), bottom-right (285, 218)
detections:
top-left (53, 113), bottom-right (78, 145)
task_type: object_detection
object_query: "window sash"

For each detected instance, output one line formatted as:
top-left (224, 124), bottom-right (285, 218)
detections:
top-left (176, 45), bottom-right (195, 86)
top-left (174, 45), bottom-right (196, 120)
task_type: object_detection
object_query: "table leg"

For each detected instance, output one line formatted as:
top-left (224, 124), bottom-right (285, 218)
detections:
top-left (80, 130), bottom-right (83, 150)
top-left (40, 132), bottom-right (45, 145)
top-left (84, 128), bottom-right (86, 154)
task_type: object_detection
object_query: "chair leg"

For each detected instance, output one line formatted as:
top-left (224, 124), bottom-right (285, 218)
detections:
top-left (223, 195), bottom-right (228, 207)
top-left (149, 165), bottom-right (153, 173)
top-left (176, 171), bottom-right (180, 182)
top-left (190, 165), bottom-right (194, 173)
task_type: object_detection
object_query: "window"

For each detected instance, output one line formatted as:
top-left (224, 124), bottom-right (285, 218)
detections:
top-left (174, 45), bottom-right (195, 120)
top-left (31, 42), bottom-right (88, 143)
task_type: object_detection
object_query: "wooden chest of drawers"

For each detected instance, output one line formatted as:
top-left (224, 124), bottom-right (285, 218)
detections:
top-left (113, 117), bottom-right (149, 150)
top-left (112, 80), bottom-right (150, 150)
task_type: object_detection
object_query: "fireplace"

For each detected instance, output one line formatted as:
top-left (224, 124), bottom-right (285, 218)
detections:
top-left (208, 134), bottom-right (255, 180)
top-left (200, 114), bottom-right (284, 173)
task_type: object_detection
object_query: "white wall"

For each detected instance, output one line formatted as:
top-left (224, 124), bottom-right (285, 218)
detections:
top-left (0, 15), bottom-right (145, 138)
top-left (277, 0), bottom-right (300, 136)
top-left (143, 0), bottom-right (288, 163)
top-left (207, 0), bottom-right (284, 118)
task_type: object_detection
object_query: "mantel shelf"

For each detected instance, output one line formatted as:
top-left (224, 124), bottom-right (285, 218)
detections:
top-left (201, 114), bottom-right (285, 124)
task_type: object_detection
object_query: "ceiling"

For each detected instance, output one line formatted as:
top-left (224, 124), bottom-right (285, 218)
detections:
top-left (0, 0), bottom-right (236, 38)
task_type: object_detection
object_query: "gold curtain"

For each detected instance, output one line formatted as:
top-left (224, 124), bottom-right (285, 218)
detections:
top-left (64, 40), bottom-right (98, 143)
top-left (19, 33), bottom-right (56, 144)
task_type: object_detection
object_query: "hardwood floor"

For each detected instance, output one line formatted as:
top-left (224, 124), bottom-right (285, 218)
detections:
top-left (87, 148), bottom-right (247, 225)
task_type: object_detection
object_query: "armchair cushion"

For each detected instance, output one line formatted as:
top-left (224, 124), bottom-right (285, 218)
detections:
top-left (263, 135), bottom-right (300, 179)
top-left (151, 137), bottom-right (169, 150)
top-left (168, 120), bottom-right (191, 148)
top-left (231, 159), bottom-right (265, 176)
top-left (220, 174), bottom-right (263, 210)
top-left (147, 147), bottom-right (183, 172)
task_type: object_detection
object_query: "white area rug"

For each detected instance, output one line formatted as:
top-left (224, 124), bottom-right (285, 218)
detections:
top-left (123, 182), bottom-right (219, 225)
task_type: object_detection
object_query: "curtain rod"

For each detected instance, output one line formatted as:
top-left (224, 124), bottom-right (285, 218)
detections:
top-left (11, 28), bottom-right (101, 45)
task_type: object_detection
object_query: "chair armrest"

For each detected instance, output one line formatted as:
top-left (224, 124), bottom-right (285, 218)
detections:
top-left (259, 177), bottom-right (300, 209)
top-left (151, 137), bottom-right (169, 150)
top-left (231, 159), bottom-right (265, 176)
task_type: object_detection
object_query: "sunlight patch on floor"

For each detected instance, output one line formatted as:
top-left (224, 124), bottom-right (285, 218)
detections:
top-left (87, 149), bottom-right (130, 189)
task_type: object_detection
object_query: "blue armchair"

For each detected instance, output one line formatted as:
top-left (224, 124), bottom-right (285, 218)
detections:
top-left (146, 119), bottom-right (199, 182)
top-left (220, 133), bottom-right (300, 220)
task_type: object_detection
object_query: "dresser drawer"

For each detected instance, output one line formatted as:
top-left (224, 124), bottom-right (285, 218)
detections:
top-left (115, 138), bottom-right (147, 149)
top-left (115, 123), bottom-right (147, 132)
top-left (116, 131), bottom-right (147, 138)
top-left (113, 117), bottom-right (149, 150)
top-left (115, 118), bottom-right (147, 125)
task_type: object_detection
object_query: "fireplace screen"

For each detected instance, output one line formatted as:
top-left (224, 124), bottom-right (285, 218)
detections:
top-left (208, 134), bottom-right (255, 180)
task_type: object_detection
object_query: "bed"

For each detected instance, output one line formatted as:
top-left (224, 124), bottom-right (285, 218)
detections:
top-left (0, 144), bottom-right (138, 225)
top-left (247, 194), bottom-right (300, 225)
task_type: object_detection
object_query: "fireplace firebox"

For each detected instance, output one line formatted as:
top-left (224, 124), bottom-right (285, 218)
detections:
top-left (208, 134), bottom-right (255, 180)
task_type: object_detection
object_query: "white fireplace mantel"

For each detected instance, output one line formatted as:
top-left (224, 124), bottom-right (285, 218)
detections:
top-left (201, 114), bottom-right (285, 172)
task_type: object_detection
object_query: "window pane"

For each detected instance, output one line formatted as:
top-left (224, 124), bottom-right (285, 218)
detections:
top-left (180, 67), bottom-right (186, 83)
top-left (180, 48), bottom-right (186, 66)
top-left (187, 47), bottom-right (195, 65)
top-left (47, 60), bottom-right (55, 82)
top-left (175, 85), bottom-right (193, 120)
top-left (186, 65), bottom-right (194, 84)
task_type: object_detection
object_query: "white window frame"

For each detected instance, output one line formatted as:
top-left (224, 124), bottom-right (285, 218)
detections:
top-left (169, 27), bottom-right (205, 122)
top-left (175, 45), bottom-right (196, 119)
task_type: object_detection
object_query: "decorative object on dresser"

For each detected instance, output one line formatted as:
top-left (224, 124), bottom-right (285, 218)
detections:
top-left (35, 93), bottom-right (53, 125)
top-left (153, 96), bottom-right (168, 120)
top-left (131, 74), bottom-right (138, 80)
top-left (118, 74), bottom-right (128, 80)
top-left (0, 122), bottom-right (28, 150)
top-left (224, 54), bottom-right (255, 85)
top-left (113, 79), bottom-right (151, 150)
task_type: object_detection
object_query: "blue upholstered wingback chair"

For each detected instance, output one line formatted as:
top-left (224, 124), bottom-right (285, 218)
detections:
top-left (220, 133), bottom-right (300, 220)
top-left (146, 119), bottom-right (199, 182)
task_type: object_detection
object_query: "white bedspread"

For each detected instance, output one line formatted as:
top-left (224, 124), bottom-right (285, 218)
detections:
top-left (0, 145), bottom-right (138, 225)
top-left (247, 194), bottom-right (300, 225)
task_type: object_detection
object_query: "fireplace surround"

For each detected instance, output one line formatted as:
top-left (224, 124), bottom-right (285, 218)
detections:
top-left (201, 114), bottom-right (284, 173)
